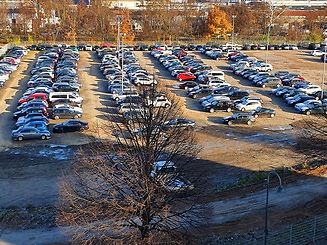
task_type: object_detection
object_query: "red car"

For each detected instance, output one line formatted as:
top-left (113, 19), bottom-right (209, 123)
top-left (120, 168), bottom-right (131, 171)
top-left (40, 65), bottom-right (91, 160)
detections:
top-left (177, 72), bottom-right (196, 82)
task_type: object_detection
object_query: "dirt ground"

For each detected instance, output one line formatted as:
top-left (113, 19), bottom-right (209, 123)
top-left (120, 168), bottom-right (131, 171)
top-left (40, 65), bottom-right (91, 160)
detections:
top-left (0, 48), bottom-right (326, 244)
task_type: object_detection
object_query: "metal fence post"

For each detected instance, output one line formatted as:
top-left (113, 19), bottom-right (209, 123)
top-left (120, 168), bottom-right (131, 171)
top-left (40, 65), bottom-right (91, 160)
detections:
top-left (289, 224), bottom-right (292, 245)
top-left (313, 216), bottom-right (317, 244)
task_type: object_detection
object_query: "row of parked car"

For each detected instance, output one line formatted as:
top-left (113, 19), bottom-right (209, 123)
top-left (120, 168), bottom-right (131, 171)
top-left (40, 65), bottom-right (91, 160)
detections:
top-left (227, 53), bottom-right (327, 117)
top-left (147, 46), bottom-right (277, 126)
top-left (11, 47), bottom-right (89, 141)
top-left (0, 46), bottom-right (29, 87)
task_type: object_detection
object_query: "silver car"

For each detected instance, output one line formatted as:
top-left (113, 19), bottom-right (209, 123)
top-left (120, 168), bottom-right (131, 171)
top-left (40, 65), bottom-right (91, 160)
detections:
top-left (12, 126), bottom-right (51, 141)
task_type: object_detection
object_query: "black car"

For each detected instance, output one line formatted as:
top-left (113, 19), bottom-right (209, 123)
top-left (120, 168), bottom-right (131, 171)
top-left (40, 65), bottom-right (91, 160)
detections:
top-left (204, 100), bottom-right (234, 113)
top-left (188, 87), bottom-right (211, 99)
top-left (51, 107), bottom-right (82, 120)
top-left (13, 107), bottom-right (48, 120)
top-left (52, 83), bottom-right (79, 92)
top-left (53, 120), bottom-right (89, 133)
top-left (117, 96), bottom-right (143, 106)
top-left (179, 81), bottom-right (198, 90)
top-left (251, 107), bottom-right (276, 118)
top-left (226, 90), bottom-right (250, 100)
top-left (162, 118), bottom-right (195, 130)
top-left (302, 105), bottom-right (327, 115)
top-left (223, 113), bottom-right (256, 125)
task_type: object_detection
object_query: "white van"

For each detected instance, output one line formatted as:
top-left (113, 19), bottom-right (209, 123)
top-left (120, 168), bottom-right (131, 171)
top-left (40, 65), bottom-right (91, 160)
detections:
top-left (48, 92), bottom-right (83, 104)
top-left (198, 70), bottom-right (225, 82)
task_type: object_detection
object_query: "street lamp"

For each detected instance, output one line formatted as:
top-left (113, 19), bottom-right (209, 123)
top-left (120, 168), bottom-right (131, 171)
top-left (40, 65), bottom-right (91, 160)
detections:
top-left (117, 15), bottom-right (122, 53)
top-left (264, 170), bottom-right (283, 245)
top-left (120, 33), bottom-right (126, 92)
top-left (232, 15), bottom-right (236, 48)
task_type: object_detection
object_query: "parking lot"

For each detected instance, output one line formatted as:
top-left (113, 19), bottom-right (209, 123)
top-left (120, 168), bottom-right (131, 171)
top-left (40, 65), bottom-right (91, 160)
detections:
top-left (0, 46), bottom-right (326, 243)
top-left (0, 48), bottom-right (321, 170)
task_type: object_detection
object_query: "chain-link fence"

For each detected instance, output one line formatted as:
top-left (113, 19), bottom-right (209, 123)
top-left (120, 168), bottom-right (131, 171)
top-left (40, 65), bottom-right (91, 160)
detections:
top-left (218, 213), bottom-right (327, 245)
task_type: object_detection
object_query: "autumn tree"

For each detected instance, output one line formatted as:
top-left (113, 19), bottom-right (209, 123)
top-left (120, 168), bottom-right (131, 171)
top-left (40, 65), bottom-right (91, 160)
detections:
top-left (0, 1), bottom-right (9, 34)
top-left (204, 6), bottom-right (232, 40)
top-left (57, 88), bottom-right (201, 243)
top-left (224, 4), bottom-right (256, 36)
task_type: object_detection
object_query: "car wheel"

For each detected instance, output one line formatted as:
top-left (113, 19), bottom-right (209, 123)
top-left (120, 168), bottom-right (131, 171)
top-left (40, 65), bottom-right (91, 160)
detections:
top-left (74, 115), bottom-right (79, 119)
top-left (247, 120), bottom-right (252, 125)
top-left (115, 97), bottom-right (119, 101)
top-left (136, 83), bottom-right (141, 86)
top-left (226, 107), bottom-right (232, 112)
top-left (262, 84), bottom-right (266, 88)
top-left (179, 78), bottom-right (182, 82)
top-left (227, 121), bottom-right (232, 126)
top-left (164, 104), bottom-right (170, 108)
top-left (305, 111), bottom-right (311, 115)
top-left (192, 95), bottom-right (197, 99)
top-left (241, 108), bottom-right (245, 111)
top-left (80, 127), bottom-right (85, 132)
top-left (276, 84), bottom-right (281, 88)
top-left (184, 86), bottom-right (188, 90)
top-left (17, 136), bottom-right (23, 141)
top-left (54, 115), bottom-right (60, 120)
top-left (209, 108), bottom-right (214, 113)
top-left (41, 135), bottom-right (47, 140)
top-left (270, 113), bottom-right (275, 118)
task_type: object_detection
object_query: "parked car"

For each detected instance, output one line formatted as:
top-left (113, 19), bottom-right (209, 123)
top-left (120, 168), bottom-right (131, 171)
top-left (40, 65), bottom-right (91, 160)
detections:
top-left (162, 118), bottom-right (195, 130)
top-left (177, 72), bottom-right (196, 82)
top-left (294, 99), bottom-right (322, 111)
top-left (16, 100), bottom-right (48, 111)
top-left (297, 85), bottom-right (322, 95)
top-left (12, 126), bottom-right (51, 141)
top-left (223, 112), bottom-right (256, 125)
top-left (15, 115), bottom-right (50, 129)
top-left (301, 105), bottom-right (327, 115)
top-left (52, 83), bottom-right (79, 92)
top-left (179, 81), bottom-right (198, 90)
top-left (51, 107), bottom-right (82, 120)
top-left (53, 120), bottom-right (89, 133)
top-left (204, 99), bottom-right (234, 113)
top-left (51, 98), bottom-right (82, 108)
top-left (13, 107), bottom-right (48, 120)
top-left (235, 100), bottom-right (262, 111)
top-left (250, 107), bottom-right (276, 118)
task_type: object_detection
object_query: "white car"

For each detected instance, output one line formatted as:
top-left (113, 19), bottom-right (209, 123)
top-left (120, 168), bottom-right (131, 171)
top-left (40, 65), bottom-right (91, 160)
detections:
top-left (294, 99), bottom-right (322, 111)
top-left (146, 95), bottom-right (171, 108)
top-left (254, 63), bottom-right (273, 72)
top-left (298, 85), bottom-right (322, 95)
top-left (235, 100), bottom-right (262, 111)
top-left (309, 50), bottom-right (326, 56)
top-left (85, 44), bottom-right (92, 51)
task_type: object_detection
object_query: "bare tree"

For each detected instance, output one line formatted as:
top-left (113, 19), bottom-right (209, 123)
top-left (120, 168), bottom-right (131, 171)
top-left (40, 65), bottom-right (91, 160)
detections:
top-left (57, 88), bottom-right (201, 244)
top-left (297, 115), bottom-right (327, 169)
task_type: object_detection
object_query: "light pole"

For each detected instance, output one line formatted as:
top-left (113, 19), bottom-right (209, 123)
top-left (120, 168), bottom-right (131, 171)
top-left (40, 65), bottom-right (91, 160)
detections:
top-left (232, 15), bottom-right (236, 48)
top-left (265, 2), bottom-right (274, 69)
top-left (117, 15), bottom-right (122, 53)
top-left (322, 47), bottom-right (326, 100)
top-left (264, 171), bottom-right (283, 245)
top-left (120, 34), bottom-right (126, 92)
